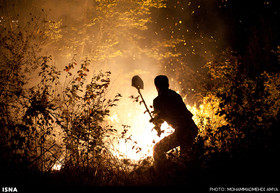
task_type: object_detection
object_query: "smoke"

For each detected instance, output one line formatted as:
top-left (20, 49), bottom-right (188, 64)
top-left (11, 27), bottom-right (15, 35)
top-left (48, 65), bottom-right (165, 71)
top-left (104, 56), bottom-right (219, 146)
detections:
top-left (41, 1), bottom-right (164, 153)
top-left (0, 0), bottom-right (228, 159)
top-left (0, 0), bottom-right (227, 93)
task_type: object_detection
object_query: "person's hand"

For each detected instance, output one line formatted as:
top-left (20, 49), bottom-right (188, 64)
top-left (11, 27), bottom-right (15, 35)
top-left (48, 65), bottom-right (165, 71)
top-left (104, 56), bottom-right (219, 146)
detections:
top-left (152, 125), bottom-right (162, 137)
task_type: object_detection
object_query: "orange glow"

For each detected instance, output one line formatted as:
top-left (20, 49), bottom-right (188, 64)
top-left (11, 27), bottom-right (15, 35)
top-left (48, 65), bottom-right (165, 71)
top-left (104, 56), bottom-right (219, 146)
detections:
top-left (111, 119), bottom-right (174, 161)
top-left (52, 159), bottom-right (63, 171)
top-left (107, 83), bottom-right (175, 161)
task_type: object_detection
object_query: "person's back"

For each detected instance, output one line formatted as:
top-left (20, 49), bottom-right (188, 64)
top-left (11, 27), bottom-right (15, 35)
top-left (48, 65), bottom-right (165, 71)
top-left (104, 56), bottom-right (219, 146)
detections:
top-left (153, 88), bottom-right (193, 135)
top-left (152, 75), bottom-right (198, 170)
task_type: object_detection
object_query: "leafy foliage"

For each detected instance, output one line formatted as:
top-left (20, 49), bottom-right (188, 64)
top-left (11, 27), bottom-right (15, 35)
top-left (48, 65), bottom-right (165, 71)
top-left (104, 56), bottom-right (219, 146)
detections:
top-left (58, 57), bottom-right (122, 168)
top-left (191, 49), bottom-right (280, 160)
top-left (0, 52), bottom-right (123, 173)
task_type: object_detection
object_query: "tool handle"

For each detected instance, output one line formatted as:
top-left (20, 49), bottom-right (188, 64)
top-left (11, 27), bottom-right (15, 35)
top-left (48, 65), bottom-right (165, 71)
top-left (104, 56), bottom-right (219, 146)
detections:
top-left (137, 88), bottom-right (153, 119)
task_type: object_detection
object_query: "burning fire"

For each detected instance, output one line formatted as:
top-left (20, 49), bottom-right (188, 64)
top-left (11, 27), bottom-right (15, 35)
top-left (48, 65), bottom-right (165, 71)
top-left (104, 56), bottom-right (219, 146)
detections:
top-left (111, 120), bottom-right (174, 161)
top-left (52, 158), bottom-right (63, 171)
top-left (51, 76), bottom-right (177, 170)
top-left (107, 87), bottom-right (175, 161)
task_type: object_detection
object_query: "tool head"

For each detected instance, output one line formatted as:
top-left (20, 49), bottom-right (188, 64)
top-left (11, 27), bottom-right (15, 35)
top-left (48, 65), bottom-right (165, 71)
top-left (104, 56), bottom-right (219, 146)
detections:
top-left (132, 75), bottom-right (144, 90)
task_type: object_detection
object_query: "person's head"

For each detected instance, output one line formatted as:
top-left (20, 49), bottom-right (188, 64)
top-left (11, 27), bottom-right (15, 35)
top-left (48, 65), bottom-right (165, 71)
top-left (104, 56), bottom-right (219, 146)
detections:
top-left (154, 75), bottom-right (169, 91)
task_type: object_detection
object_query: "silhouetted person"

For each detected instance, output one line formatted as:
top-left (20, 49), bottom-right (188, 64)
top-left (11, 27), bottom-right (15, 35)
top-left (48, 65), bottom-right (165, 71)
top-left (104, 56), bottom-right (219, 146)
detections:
top-left (151, 75), bottom-right (198, 169)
